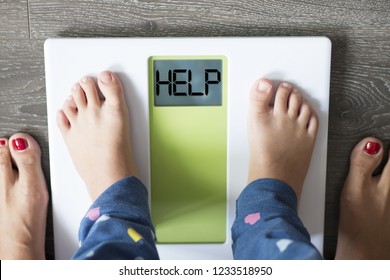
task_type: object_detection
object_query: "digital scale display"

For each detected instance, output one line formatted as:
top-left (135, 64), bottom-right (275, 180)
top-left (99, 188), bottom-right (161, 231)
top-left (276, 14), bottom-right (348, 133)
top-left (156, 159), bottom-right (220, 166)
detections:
top-left (153, 59), bottom-right (223, 106)
top-left (149, 56), bottom-right (228, 244)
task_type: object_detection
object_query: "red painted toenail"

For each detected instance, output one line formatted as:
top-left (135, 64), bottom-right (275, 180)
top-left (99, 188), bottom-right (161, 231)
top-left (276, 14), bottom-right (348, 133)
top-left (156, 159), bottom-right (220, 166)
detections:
top-left (0, 139), bottom-right (6, 146)
top-left (364, 141), bottom-right (381, 155)
top-left (12, 138), bottom-right (28, 151)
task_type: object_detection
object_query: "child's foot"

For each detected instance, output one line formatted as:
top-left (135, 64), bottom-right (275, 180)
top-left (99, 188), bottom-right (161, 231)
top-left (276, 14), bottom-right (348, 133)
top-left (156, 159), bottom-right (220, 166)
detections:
top-left (57, 71), bottom-right (138, 201)
top-left (247, 78), bottom-right (319, 200)
top-left (336, 137), bottom-right (390, 259)
top-left (0, 134), bottom-right (48, 259)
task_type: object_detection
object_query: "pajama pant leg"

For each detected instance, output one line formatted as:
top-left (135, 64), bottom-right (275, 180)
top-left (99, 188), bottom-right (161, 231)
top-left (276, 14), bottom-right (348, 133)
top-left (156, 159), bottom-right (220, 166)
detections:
top-left (232, 179), bottom-right (323, 260)
top-left (72, 176), bottom-right (159, 260)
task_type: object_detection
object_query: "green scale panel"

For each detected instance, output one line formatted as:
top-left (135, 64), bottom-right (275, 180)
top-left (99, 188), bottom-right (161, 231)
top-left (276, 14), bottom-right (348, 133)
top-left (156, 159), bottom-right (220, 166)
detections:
top-left (149, 56), bottom-right (227, 243)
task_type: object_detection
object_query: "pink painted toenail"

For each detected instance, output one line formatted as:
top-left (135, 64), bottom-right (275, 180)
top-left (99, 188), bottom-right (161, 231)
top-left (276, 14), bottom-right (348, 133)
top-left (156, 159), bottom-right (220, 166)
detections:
top-left (99, 72), bottom-right (113, 83)
top-left (81, 77), bottom-right (89, 83)
top-left (0, 139), bottom-right (6, 146)
top-left (281, 82), bottom-right (292, 88)
top-left (12, 138), bottom-right (28, 151)
top-left (364, 141), bottom-right (381, 155)
top-left (258, 81), bottom-right (270, 91)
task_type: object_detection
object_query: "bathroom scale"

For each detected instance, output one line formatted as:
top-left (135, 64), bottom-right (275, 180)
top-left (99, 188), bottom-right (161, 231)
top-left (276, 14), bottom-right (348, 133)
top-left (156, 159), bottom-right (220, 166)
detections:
top-left (45, 37), bottom-right (332, 259)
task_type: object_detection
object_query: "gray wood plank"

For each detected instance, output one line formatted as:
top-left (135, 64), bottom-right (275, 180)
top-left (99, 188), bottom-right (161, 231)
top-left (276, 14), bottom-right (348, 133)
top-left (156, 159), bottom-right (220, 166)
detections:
top-left (29, 0), bottom-right (389, 38)
top-left (325, 70), bottom-right (390, 258)
top-left (0, 39), bottom-right (54, 259)
top-left (324, 27), bottom-right (390, 257)
top-left (0, 0), bottom-right (29, 39)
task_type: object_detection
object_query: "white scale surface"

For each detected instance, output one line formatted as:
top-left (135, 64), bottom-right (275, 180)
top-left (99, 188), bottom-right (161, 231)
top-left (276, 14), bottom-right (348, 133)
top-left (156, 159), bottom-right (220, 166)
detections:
top-left (44, 37), bottom-right (331, 259)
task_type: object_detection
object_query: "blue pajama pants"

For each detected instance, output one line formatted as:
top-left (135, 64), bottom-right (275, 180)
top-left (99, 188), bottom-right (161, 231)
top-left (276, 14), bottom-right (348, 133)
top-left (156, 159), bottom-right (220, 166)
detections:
top-left (72, 177), bottom-right (322, 260)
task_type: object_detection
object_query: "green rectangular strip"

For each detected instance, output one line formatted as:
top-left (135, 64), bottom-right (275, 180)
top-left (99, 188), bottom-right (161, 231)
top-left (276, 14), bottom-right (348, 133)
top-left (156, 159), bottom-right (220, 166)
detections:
top-left (149, 55), bottom-right (227, 243)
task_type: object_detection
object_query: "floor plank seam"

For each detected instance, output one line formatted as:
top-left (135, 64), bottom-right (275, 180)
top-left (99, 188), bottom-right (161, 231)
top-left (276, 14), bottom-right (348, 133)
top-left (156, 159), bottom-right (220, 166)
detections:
top-left (27, 0), bottom-right (31, 39)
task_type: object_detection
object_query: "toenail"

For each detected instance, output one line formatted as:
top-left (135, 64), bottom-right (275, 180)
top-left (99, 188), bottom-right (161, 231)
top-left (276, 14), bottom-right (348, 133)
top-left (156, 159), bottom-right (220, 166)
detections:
top-left (99, 72), bottom-right (113, 83)
top-left (281, 82), bottom-right (292, 88)
top-left (72, 83), bottom-right (80, 90)
top-left (364, 141), bottom-right (381, 155)
top-left (12, 138), bottom-right (28, 151)
top-left (81, 77), bottom-right (89, 83)
top-left (258, 81), bottom-right (270, 91)
top-left (0, 139), bottom-right (6, 146)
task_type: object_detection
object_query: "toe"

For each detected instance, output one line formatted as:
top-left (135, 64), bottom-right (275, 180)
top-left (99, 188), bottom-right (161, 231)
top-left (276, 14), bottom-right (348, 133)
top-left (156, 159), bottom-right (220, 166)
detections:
top-left (71, 82), bottom-right (87, 109)
top-left (346, 138), bottom-right (383, 184)
top-left (298, 100), bottom-right (313, 127)
top-left (248, 78), bottom-right (274, 115)
top-left (80, 76), bottom-right (101, 107)
top-left (9, 133), bottom-right (47, 193)
top-left (57, 110), bottom-right (71, 133)
top-left (307, 111), bottom-right (319, 137)
top-left (287, 88), bottom-right (302, 119)
top-left (378, 151), bottom-right (390, 188)
top-left (274, 82), bottom-right (293, 115)
top-left (62, 95), bottom-right (77, 123)
top-left (0, 138), bottom-right (14, 184)
top-left (97, 71), bottom-right (126, 108)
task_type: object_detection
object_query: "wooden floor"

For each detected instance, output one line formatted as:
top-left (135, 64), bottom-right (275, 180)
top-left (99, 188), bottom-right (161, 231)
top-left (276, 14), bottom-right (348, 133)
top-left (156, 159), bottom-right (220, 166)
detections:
top-left (1, 0), bottom-right (389, 260)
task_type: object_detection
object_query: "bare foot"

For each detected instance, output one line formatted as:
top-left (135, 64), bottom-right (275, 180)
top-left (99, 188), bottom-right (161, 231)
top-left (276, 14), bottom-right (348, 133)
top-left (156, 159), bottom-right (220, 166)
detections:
top-left (336, 137), bottom-right (390, 259)
top-left (57, 71), bottom-right (138, 201)
top-left (247, 78), bottom-right (319, 200)
top-left (0, 133), bottom-right (48, 259)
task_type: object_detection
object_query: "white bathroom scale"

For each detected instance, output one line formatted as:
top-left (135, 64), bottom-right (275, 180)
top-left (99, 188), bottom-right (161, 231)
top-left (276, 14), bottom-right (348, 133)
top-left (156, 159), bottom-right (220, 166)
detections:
top-left (44, 37), bottom-right (332, 260)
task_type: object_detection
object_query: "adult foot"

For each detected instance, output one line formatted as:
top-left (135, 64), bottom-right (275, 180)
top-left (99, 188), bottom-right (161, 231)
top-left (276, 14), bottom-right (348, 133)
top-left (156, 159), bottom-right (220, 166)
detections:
top-left (57, 71), bottom-right (138, 201)
top-left (247, 78), bottom-right (319, 201)
top-left (336, 137), bottom-right (390, 259)
top-left (0, 133), bottom-right (48, 259)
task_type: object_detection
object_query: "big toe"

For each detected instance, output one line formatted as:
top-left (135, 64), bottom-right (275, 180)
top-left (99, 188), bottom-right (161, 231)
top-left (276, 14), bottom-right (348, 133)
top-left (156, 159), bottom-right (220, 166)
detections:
top-left (249, 78), bottom-right (274, 115)
top-left (346, 138), bottom-right (383, 183)
top-left (9, 133), bottom-right (47, 193)
top-left (97, 71), bottom-right (126, 108)
top-left (0, 138), bottom-right (13, 184)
